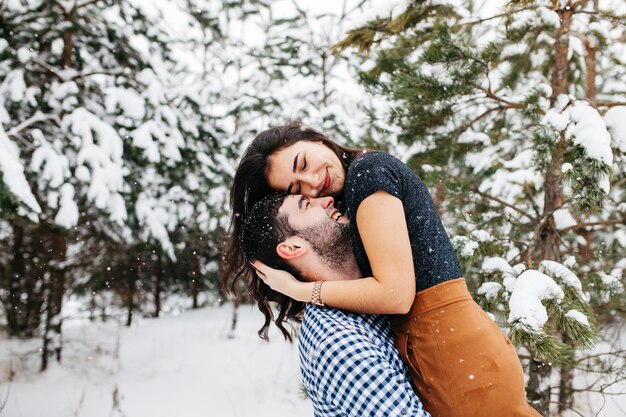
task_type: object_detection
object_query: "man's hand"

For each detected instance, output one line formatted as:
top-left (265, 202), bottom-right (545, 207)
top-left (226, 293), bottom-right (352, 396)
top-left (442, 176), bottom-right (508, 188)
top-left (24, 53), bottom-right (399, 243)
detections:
top-left (251, 260), bottom-right (313, 302)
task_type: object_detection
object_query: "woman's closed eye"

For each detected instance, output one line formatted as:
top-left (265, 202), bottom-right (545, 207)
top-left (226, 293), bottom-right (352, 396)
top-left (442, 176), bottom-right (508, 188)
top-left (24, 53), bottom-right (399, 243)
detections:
top-left (287, 181), bottom-right (301, 194)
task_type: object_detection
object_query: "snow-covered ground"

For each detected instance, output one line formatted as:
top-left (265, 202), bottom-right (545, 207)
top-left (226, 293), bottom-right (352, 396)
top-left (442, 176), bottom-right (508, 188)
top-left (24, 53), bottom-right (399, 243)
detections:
top-left (0, 305), bottom-right (311, 417)
top-left (0, 304), bottom-right (624, 417)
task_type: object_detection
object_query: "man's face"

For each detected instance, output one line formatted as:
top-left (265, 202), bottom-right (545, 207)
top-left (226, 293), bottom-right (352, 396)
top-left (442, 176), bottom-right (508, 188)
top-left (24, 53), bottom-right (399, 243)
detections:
top-left (278, 195), bottom-right (352, 270)
top-left (278, 195), bottom-right (349, 229)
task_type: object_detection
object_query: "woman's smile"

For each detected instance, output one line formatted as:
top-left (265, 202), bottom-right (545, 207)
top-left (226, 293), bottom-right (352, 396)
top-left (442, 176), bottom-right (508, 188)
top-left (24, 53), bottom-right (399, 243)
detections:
top-left (322, 168), bottom-right (331, 192)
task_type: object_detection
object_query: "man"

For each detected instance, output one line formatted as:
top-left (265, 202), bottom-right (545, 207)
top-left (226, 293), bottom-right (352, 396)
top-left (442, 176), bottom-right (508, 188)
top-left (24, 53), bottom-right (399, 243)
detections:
top-left (240, 193), bottom-right (430, 417)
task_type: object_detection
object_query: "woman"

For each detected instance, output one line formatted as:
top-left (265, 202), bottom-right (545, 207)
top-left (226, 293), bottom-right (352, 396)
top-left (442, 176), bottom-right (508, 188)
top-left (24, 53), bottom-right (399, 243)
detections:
top-left (223, 121), bottom-right (540, 417)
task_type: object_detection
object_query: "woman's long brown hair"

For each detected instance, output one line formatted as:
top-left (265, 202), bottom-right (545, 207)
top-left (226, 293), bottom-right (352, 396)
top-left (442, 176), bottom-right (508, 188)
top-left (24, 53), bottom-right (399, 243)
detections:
top-left (221, 121), bottom-right (361, 341)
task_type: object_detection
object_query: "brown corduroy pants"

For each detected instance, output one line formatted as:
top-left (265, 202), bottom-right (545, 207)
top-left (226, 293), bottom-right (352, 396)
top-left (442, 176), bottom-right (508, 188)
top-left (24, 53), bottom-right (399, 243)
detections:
top-left (390, 278), bottom-right (542, 417)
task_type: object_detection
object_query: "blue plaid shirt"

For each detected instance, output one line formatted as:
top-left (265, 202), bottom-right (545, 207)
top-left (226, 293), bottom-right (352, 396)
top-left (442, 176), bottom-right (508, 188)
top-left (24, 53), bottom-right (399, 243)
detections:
top-left (299, 305), bottom-right (430, 417)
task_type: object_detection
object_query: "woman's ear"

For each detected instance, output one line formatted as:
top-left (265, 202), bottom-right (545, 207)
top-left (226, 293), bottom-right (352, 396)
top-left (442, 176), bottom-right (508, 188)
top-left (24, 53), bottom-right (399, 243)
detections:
top-left (276, 239), bottom-right (307, 260)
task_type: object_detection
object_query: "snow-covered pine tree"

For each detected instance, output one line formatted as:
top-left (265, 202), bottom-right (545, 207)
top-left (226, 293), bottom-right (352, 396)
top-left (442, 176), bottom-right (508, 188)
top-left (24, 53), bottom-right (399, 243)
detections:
top-left (0, 0), bottom-right (244, 367)
top-left (332, 1), bottom-right (625, 415)
top-left (1, 0), bottom-right (156, 369)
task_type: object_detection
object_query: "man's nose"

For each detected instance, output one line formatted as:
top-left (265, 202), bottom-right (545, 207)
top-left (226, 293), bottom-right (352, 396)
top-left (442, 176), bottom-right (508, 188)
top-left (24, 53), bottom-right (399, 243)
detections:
top-left (317, 196), bottom-right (334, 208)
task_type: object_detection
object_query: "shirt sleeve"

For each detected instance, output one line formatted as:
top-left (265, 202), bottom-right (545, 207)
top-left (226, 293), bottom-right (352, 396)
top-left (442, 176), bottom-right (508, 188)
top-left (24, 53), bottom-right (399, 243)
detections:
top-left (345, 152), bottom-right (404, 216)
top-left (313, 328), bottom-right (430, 417)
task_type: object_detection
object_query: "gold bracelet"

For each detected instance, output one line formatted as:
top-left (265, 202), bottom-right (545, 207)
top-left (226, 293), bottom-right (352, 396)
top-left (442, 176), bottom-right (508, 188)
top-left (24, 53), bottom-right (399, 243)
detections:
top-left (311, 281), bottom-right (325, 307)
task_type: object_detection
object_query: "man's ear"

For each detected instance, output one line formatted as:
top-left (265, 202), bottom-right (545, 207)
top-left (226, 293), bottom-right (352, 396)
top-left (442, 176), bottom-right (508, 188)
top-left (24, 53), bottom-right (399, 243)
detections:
top-left (276, 237), bottom-right (308, 260)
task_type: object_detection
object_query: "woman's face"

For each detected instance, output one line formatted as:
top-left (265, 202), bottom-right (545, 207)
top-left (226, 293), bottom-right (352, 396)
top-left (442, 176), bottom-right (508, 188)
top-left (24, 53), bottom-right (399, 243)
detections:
top-left (266, 140), bottom-right (345, 197)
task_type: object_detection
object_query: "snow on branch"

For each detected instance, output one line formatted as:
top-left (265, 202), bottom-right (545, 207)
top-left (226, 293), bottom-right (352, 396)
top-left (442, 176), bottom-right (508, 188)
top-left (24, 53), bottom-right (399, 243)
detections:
top-left (64, 108), bottom-right (127, 224)
top-left (54, 183), bottom-right (79, 229)
top-left (0, 126), bottom-right (41, 220)
top-left (508, 269), bottom-right (564, 333)
top-left (539, 260), bottom-right (585, 300)
top-left (135, 192), bottom-right (176, 260)
top-left (566, 102), bottom-right (613, 169)
top-left (6, 111), bottom-right (58, 137)
top-left (604, 106), bottom-right (626, 153)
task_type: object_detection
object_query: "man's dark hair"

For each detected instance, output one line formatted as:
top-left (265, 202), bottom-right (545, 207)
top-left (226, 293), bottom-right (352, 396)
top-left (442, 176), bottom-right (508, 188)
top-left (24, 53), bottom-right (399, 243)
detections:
top-left (238, 192), bottom-right (306, 342)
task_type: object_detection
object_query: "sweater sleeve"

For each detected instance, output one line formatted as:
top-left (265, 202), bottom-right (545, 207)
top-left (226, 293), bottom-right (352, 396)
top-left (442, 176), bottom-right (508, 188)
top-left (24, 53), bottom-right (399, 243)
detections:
top-left (345, 152), bottom-right (404, 217)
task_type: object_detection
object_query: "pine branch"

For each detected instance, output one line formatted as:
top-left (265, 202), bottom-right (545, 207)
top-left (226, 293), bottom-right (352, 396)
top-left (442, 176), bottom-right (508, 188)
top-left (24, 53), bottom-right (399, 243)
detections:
top-left (558, 234), bottom-right (579, 256)
top-left (613, 177), bottom-right (626, 188)
top-left (31, 57), bottom-right (65, 81)
top-left (509, 325), bottom-right (573, 364)
top-left (7, 112), bottom-right (59, 137)
top-left (51, 0), bottom-right (75, 16)
top-left (484, 86), bottom-right (524, 109)
top-left (330, 21), bottom-right (388, 55)
top-left (453, 5), bottom-right (543, 29)
top-left (569, 372), bottom-right (626, 394)
top-left (598, 91), bottom-right (626, 99)
top-left (522, 185), bottom-right (542, 219)
top-left (454, 106), bottom-right (504, 136)
top-left (342, 0), bottom-right (368, 21)
top-left (6, 132), bottom-right (37, 150)
top-left (547, 401), bottom-right (587, 417)
top-left (471, 186), bottom-right (537, 220)
top-left (71, 70), bottom-right (126, 81)
top-left (595, 101), bottom-right (626, 108)
top-left (560, 219), bottom-right (626, 234)
top-left (76, 0), bottom-right (102, 10)
top-left (575, 350), bottom-right (626, 363)
top-left (576, 9), bottom-right (626, 23)
top-left (484, 73), bottom-right (524, 109)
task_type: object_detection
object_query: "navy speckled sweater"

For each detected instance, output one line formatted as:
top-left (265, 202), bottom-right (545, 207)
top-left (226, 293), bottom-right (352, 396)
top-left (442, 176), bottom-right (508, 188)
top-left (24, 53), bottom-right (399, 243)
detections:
top-left (344, 152), bottom-right (462, 292)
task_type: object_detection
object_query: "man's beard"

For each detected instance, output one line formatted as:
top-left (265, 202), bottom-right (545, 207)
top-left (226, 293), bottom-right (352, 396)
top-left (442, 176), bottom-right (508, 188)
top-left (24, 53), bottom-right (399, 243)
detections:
top-left (300, 219), bottom-right (354, 272)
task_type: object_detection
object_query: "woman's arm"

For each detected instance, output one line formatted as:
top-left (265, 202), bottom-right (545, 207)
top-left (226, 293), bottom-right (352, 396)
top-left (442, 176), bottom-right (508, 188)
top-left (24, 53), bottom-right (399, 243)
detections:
top-left (254, 190), bottom-right (416, 314)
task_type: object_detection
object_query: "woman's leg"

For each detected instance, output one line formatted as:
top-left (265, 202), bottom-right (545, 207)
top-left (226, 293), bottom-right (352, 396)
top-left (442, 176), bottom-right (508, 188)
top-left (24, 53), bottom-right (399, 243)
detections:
top-left (391, 278), bottom-right (542, 417)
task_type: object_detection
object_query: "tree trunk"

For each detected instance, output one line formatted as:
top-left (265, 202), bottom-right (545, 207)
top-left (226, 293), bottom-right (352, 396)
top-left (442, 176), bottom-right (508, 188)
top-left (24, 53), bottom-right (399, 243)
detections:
top-left (575, 1), bottom-right (597, 265)
top-left (192, 234), bottom-right (201, 309)
top-left (434, 180), bottom-right (445, 217)
top-left (50, 232), bottom-right (67, 362)
top-left (126, 292), bottom-right (135, 327)
top-left (126, 284), bottom-right (134, 327)
top-left (6, 221), bottom-right (24, 336)
top-left (41, 297), bottom-right (50, 371)
top-left (559, 3), bottom-right (598, 410)
top-left (89, 290), bottom-right (96, 321)
top-left (321, 51), bottom-right (329, 107)
top-left (25, 232), bottom-right (45, 337)
top-left (583, 41), bottom-right (596, 101)
top-left (549, 7), bottom-right (573, 106)
top-left (153, 247), bottom-right (162, 318)
top-left (62, 9), bottom-right (73, 69)
top-left (576, 229), bottom-right (593, 263)
top-left (9, 225), bottom-right (46, 338)
top-left (41, 232), bottom-right (67, 372)
top-left (583, 0), bottom-right (599, 102)
top-left (527, 5), bottom-right (575, 415)
top-left (101, 300), bottom-right (108, 322)
top-left (230, 297), bottom-right (239, 337)
top-left (227, 282), bottom-right (244, 337)
top-left (527, 359), bottom-right (552, 414)
top-left (558, 334), bottom-right (575, 414)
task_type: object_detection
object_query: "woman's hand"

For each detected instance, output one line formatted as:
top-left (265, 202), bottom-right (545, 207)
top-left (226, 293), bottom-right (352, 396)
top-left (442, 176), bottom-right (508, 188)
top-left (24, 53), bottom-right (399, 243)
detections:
top-left (251, 260), bottom-right (312, 302)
